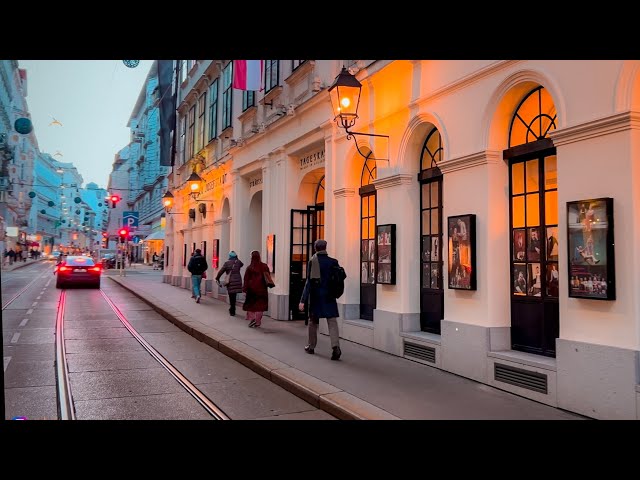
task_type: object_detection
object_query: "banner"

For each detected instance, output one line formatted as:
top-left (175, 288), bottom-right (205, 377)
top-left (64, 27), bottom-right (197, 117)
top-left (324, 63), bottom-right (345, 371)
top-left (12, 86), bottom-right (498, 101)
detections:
top-left (158, 60), bottom-right (177, 166)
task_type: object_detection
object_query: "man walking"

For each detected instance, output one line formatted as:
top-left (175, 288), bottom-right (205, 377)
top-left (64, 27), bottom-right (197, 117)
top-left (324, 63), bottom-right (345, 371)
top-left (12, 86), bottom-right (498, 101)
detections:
top-left (298, 239), bottom-right (343, 360)
top-left (187, 248), bottom-right (208, 303)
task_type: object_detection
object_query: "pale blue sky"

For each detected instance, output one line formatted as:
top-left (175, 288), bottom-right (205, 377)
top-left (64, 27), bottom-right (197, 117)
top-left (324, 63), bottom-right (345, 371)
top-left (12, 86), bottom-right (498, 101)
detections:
top-left (18, 60), bottom-right (154, 188)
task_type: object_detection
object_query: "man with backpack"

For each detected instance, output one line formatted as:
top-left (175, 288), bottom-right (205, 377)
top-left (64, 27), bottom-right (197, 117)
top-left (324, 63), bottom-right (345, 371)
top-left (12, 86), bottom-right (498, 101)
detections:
top-left (187, 248), bottom-right (208, 303)
top-left (298, 239), bottom-right (346, 360)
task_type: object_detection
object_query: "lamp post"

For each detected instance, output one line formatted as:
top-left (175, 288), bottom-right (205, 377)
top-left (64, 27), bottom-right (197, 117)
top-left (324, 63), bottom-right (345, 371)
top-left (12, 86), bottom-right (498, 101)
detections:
top-left (187, 170), bottom-right (203, 200)
top-left (162, 191), bottom-right (174, 211)
top-left (328, 66), bottom-right (389, 162)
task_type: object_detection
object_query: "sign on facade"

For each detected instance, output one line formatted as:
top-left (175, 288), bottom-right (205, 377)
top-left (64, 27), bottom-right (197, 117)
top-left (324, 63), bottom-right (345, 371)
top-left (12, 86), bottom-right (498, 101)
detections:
top-left (123, 211), bottom-right (139, 228)
top-left (299, 148), bottom-right (325, 172)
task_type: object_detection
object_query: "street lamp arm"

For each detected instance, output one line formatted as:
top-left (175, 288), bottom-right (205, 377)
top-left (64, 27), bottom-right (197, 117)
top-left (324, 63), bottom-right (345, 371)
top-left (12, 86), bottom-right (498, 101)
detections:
top-left (344, 128), bottom-right (390, 163)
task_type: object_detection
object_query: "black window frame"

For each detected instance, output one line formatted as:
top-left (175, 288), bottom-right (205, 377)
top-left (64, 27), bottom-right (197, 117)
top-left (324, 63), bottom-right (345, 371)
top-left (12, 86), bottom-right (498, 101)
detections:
top-left (196, 91), bottom-right (207, 152)
top-left (242, 90), bottom-right (255, 111)
top-left (186, 105), bottom-right (196, 161)
top-left (264, 60), bottom-right (279, 93)
top-left (208, 79), bottom-right (218, 141)
top-left (221, 62), bottom-right (233, 130)
top-left (178, 115), bottom-right (186, 165)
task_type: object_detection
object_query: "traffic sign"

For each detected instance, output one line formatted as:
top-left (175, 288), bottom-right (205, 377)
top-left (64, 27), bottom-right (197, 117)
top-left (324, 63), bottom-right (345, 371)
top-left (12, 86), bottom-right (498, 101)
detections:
top-left (133, 236), bottom-right (139, 244)
top-left (123, 211), bottom-right (139, 228)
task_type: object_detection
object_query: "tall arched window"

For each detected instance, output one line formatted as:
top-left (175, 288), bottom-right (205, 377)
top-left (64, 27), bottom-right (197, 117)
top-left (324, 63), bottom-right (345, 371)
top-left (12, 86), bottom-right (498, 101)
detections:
top-left (360, 155), bottom-right (377, 320)
top-left (506, 86), bottom-right (558, 357)
top-left (419, 127), bottom-right (444, 334)
top-left (315, 175), bottom-right (325, 240)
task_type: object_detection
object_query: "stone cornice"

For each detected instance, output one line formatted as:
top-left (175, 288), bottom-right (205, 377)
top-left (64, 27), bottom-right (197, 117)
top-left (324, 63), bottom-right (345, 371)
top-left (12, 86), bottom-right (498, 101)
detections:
top-left (372, 173), bottom-right (413, 189)
top-left (333, 187), bottom-right (355, 198)
top-left (438, 150), bottom-right (501, 174)
top-left (548, 111), bottom-right (640, 147)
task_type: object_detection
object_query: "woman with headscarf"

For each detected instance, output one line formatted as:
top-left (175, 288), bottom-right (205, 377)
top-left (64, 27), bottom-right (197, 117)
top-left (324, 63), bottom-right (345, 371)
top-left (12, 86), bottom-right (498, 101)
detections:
top-left (215, 251), bottom-right (244, 316)
top-left (242, 250), bottom-right (270, 328)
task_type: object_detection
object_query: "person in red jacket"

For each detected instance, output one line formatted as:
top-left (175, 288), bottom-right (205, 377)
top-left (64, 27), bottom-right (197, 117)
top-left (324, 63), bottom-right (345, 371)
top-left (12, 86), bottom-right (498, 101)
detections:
top-left (242, 250), bottom-right (270, 328)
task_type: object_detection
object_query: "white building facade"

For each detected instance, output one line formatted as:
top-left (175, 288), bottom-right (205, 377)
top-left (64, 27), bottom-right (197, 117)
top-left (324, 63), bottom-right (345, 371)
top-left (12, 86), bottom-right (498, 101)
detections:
top-left (163, 60), bottom-right (640, 420)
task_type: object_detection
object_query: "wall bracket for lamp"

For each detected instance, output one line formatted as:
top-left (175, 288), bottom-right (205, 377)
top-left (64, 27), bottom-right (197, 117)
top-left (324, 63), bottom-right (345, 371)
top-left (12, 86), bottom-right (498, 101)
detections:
top-left (345, 128), bottom-right (390, 163)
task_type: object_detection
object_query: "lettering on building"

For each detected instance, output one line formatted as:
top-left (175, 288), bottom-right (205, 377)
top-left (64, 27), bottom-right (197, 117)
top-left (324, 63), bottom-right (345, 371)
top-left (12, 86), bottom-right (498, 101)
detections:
top-left (249, 176), bottom-right (263, 188)
top-left (299, 148), bottom-right (325, 171)
top-left (204, 173), bottom-right (228, 192)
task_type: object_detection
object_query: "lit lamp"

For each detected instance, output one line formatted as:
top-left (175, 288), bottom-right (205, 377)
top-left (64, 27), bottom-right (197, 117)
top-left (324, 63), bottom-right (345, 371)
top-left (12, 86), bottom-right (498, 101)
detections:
top-left (328, 66), bottom-right (389, 162)
top-left (162, 191), bottom-right (174, 211)
top-left (187, 170), bottom-right (203, 200)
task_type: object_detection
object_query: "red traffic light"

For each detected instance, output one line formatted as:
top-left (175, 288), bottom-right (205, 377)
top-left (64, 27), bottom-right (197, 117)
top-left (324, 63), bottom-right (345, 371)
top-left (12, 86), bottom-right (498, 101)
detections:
top-left (102, 232), bottom-right (108, 238)
top-left (111, 195), bottom-right (120, 202)
top-left (118, 228), bottom-right (128, 236)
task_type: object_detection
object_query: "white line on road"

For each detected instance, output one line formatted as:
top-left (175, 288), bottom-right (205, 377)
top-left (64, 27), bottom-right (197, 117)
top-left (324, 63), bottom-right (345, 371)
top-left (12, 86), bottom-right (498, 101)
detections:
top-left (3, 357), bottom-right (11, 372)
top-left (26, 309), bottom-right (33, 315)
top-left (36, 296), bottom-right (41, 300)
top-left (19, 318), bottom-right (29, 327)
top-left (11, 333), bottom-right (20, 344)
top-left (31, 302), bottom-right (38, 307)
top-left (46, 280), bottom-right (51, 287)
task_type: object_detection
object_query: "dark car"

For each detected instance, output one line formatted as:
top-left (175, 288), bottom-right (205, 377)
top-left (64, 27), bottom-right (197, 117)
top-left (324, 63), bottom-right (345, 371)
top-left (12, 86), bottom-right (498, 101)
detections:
top-left (101, 253), bottom-right (116, 269)
top-left (55, 255), bottom-right (102, 288)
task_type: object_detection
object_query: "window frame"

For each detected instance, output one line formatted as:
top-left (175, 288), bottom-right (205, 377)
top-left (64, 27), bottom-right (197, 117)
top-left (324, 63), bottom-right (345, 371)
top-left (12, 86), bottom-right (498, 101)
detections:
top-left (242, 90), bottom-right (255, 111)
top-left (186, 104), bottom-right (196, 161)
top-left (264, 60), bottom-right (279, 93)
top-left (208, 79), bottom-right (218, 141)
top-left (196, 91), bottom-right (207, 152)
top-left (221, 62), bottom-right (233, 130)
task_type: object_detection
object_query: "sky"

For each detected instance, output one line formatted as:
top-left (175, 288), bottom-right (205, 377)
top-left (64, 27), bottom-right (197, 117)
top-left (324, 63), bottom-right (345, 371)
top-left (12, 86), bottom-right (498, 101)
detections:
top-left (18, 60), bottom-right (154, 188)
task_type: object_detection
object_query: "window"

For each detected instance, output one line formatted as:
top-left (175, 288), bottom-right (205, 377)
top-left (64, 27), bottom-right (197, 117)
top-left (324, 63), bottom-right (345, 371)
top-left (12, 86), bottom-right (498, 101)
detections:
top-left (208, 79), bottom-right (218, 141)
top-left (180, 60), bottom-right (187, 84)
top-left (178, 115), bottom-right (186, 165)
top-left (359, 155), bottom-right (377, 321)
top-left (196, 91), bottom-right (207, 152)
top-left (186, 105), bottom-right (196, 160)
top-left (264, 60), bottom-right (279, 93)
top-left (242, 90), bottom-right (255, 111)
top-left (222, 62), bottom-right (233, 130)
top-left (292, 60), bottom-right (306, 70)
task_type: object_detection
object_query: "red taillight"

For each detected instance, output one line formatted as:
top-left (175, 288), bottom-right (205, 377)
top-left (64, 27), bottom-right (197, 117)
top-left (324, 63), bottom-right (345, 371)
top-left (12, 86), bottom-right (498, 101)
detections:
top-left (58, 266), bottom-right (70, 272)
top-left (90, 266), bottom-right (101, 272)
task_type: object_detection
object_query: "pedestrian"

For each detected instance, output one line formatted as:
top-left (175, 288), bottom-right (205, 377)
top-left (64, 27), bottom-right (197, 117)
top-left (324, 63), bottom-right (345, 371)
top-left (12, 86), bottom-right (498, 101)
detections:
top-left (298, 239), bottom-right (343, 360)
top-left (242, 250), bottom-right (270, 328)
top-left (152, 252), bottom-right (158, 270)
top-left (215, 250), bottom-right (244, 316)
top-left (187, 248), bottom-right (208, 303)
top-left (8, 248), bottom-right (16, 265)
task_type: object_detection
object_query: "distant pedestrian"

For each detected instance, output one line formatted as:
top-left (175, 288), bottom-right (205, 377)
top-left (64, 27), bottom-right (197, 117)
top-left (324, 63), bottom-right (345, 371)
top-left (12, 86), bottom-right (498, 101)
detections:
top-left (152, 252), bottom-right (159, 270)
top-left (7, 248), bottom-right (16, 265)
top-left (187, 248), bottom-right (208, 303)
top-left (215, 251), bottom-right (244, 316)
top-left (299, 239), bottom-right (343, 360)
top-left (242, 250), bottom-right (270, 328)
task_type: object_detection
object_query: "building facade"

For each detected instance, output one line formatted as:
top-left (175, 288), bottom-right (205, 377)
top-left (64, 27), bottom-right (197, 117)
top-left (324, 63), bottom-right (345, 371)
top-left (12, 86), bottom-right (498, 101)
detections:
top-left (163, 59), bottom-right (640, 419)
top-left (27, 152), bottom-right (63, 253)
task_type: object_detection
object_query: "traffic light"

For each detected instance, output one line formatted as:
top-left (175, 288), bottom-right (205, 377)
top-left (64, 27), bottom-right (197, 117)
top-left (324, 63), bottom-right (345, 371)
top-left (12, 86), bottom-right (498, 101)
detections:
top-left (118, 227), bottom-right (129, 243)
top-left (110, 195), bottom-right (121, 208)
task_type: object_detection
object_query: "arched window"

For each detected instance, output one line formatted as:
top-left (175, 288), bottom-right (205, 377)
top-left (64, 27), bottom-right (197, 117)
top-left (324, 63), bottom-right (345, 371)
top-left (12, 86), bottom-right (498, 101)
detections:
top-left (418, 127), bottom-right (444, 334)
top-left (507, 86), bottom-right (558, 357)
top-left (315, 175), bottom-right (325, 240)
top-left (360, 155), bottom-right (377, 320)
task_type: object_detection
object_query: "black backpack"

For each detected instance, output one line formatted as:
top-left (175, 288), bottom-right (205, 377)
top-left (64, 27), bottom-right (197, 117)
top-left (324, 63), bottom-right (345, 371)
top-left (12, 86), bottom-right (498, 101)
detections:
top-left (328, 264), bottom-right (347, 299)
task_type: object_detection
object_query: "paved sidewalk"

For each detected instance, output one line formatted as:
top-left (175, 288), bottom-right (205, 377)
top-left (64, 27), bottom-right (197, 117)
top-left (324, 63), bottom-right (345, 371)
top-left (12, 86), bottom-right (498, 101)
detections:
top-left (1, 258), bottom-right (47, 273)
top-left (107, 271), bottom-right (584, 420)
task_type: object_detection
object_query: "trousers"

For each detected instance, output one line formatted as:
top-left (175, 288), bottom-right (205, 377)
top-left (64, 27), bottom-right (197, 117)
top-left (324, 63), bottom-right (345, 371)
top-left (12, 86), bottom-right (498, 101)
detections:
top-left (308, 316), bottom-right (340, 349)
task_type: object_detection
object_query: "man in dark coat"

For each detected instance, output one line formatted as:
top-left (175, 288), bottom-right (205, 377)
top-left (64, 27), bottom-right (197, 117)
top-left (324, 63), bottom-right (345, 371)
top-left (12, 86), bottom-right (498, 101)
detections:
top-left (215, 251), bottom-right (244, 316)
top-left (187, 248), bottom-right (208, 303)
top-left (298, 239), bottom-right (342, 360)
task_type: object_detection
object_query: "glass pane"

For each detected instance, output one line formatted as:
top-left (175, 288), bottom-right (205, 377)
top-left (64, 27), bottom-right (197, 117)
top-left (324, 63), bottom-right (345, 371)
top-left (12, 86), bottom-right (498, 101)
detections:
top-left (293, 228), bottom-right (302, 245)
top-left (431, 208), bottom-right (439, 235)
top-left (369, 195), bottom-right (375, 216)
top-left (430, 264), bottom-right (439, 289)
top-left (361, 219), bottom-right (368, 239)
top-left (512, 196), bottom-right (525, 228)
top-left (513, 229), bottom-right (526, 261)
top-left (431, 237), bottom-right (439, 262)
top-left (510, 117), bottom-right (528, 148)
top-left (540, 88), bottom-right (557, 136)
top-left (422, 210), bottom-right (431, 235)
top-left (369, 221), bottom-right (375, 239)
top-left (361, 262), bottom-right (370, 284)
top-left (422, 183), bottom-right (430, 208)
top-left (430, 182), bottom-right (439, 207)
top-left (526, 193), bottom-right (540, 227)
top-left (422, 263), bottom-right (430, 288)
top-left (529, 263), bottom-right (542, 296)
top-left (546, 226), bottom-right (559, 261)
top-left (511, 162), bottom-right (524, 195)
top-left (369, 262), bottom-right (375, 284)
top-left (518, 92), bottom-right (539, 142)
top-left (526, 159), bottom-right (539, 192)
top-left (546, 263), bottom-right (559, 297)
top-left (544, 155), bottom-right (557, 190)
top-left (545, 190), bottom-right (558, 226)
top-left (361, 196), bottom-right (368, 217)
top-left (513, 264), bottom-right (527, 296)
top-left (422, 236), bottom-right (431, 261)
top-left (361, 240), bottom-right (369, 261)
top-left (527, 227), bottom-right (541, 262)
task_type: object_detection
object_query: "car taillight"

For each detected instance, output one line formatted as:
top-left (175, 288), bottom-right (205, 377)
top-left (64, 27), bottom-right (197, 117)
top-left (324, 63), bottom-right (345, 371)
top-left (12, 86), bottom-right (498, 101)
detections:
top-left (58, 266), bottom-right (70, 272)
top-left (90, 267), bottom-right (101, 272)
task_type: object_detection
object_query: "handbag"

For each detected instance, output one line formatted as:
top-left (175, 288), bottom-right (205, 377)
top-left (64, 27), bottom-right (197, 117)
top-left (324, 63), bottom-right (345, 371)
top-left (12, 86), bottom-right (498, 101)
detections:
top-left (221, 259), bottom-right (236, 287)
top-left (263, 270), bottom-right (275, 288)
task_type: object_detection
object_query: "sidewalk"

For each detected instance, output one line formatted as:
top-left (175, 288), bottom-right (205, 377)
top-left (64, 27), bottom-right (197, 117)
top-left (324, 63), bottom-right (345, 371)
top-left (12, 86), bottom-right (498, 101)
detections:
top-left (0, 257), bottom-right (47, 273)
top-left (107, 270), bottom-right (584, 420)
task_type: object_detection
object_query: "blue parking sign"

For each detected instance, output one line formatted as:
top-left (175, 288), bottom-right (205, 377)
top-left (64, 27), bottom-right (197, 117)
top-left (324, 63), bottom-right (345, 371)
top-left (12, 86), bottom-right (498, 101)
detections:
top-left (123, 211), bottom-right (139, 228)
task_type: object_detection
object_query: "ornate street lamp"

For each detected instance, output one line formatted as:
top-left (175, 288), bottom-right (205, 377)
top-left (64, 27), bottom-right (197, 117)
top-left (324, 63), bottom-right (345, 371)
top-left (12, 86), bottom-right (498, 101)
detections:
top-left (187, 170), bottom-right (203, 200)
top-left (162, 191), bottom-right (174, 211)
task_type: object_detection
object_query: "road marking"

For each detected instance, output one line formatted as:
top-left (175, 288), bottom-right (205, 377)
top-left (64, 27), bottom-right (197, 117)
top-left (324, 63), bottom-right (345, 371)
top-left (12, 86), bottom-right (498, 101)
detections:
top-left (36, 296), bottom-right (41, 300)
top-left (3, 357), bottom-right (11, 372)
top-left (11, 333), bottom-right (20, 344)
top-left (19, 318), bottom-right (29, 327)
top-left (32, 302), bottom-right (38, 307)
top-left (26, 309), bottom-right (33, 315)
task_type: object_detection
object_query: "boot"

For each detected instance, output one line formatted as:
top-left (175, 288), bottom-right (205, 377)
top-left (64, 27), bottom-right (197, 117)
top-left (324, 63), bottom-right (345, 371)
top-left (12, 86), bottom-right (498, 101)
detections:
top-left (331, 346), bottom-right (342, 361)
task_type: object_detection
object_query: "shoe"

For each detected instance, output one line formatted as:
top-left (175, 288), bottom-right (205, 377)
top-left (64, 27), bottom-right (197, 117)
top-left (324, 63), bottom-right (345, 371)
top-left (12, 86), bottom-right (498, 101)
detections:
top-left (191, 295), bottom-right (195, 299)
top-left (331, 346), bottom-right (342, 361)
top-left (196, 296), bottom-right (201, 303)
top-left (229, 308), bottom-right (235, 316)
top-left (304, 345), bottom-right (315, 354)
top-left (248, 320), bottom-right (256, 328)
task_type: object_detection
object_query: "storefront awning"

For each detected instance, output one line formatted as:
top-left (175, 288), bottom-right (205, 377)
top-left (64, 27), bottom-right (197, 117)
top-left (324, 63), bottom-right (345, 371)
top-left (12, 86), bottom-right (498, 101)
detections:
top-left (143, 230), bottom-right (165, 242)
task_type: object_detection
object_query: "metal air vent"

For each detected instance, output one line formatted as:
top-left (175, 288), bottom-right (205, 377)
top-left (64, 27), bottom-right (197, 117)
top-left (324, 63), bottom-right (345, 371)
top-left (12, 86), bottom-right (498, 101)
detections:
top-left (404, 342), bottom-right (436, 364)
top-left (494, 363), bottom-right (547, 394)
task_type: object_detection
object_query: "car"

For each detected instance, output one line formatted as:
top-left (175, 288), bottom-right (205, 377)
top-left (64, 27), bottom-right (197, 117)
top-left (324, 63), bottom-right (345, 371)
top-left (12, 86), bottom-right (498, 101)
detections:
top-left (55, 255), bottom-right (102, 289)
top-left (101, 253), bottom-right (116, 269)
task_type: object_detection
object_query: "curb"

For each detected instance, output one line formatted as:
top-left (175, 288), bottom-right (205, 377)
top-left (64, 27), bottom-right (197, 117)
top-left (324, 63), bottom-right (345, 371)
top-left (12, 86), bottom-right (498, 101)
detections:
top-left (1, 259), bottom-right (47, 272)
top-left (108, 275), bottom-right (399, 420)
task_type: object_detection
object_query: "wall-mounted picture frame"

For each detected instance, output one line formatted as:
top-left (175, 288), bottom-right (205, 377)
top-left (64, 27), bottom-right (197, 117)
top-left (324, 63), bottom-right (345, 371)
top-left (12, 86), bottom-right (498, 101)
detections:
top-left (212, 238), bottom-right (219, 269)
top-left (266, 234), bottom-right (276, 273)
top-left (567, 197), bottom-right (615, 300)
top-left (376, 224), bottom-right (396, 284)
top-left (447, 214), bottom-right (477, 290)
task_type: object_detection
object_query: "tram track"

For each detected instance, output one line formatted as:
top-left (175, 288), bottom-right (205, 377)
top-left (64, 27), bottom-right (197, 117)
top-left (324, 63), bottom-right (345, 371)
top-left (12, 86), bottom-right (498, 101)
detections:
top-left (1, 264), bottom-right (51, 310)
top-left (54, 287), bottom-right (230, 420)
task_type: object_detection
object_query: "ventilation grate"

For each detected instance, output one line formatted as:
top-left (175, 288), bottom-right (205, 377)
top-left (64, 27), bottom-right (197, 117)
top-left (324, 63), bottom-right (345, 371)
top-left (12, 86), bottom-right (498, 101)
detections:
top-left (404, 342), bottom-right (436, 364)
top-left (494, 363), bottom-right (548, 394)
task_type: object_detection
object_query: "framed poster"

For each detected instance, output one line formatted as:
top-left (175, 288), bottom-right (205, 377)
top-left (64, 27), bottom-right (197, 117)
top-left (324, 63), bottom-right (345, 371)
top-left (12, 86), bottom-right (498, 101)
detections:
top-left (376, 224), bottom-right (395, 284)
top-left (266, 234), bottom-right (275, 273)
top-left (211, 239), bottom-right (219, 269)
top-left (567, 197), bottom-right (615, 300)
top-left (447, 214), bottom-right (476, 290)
